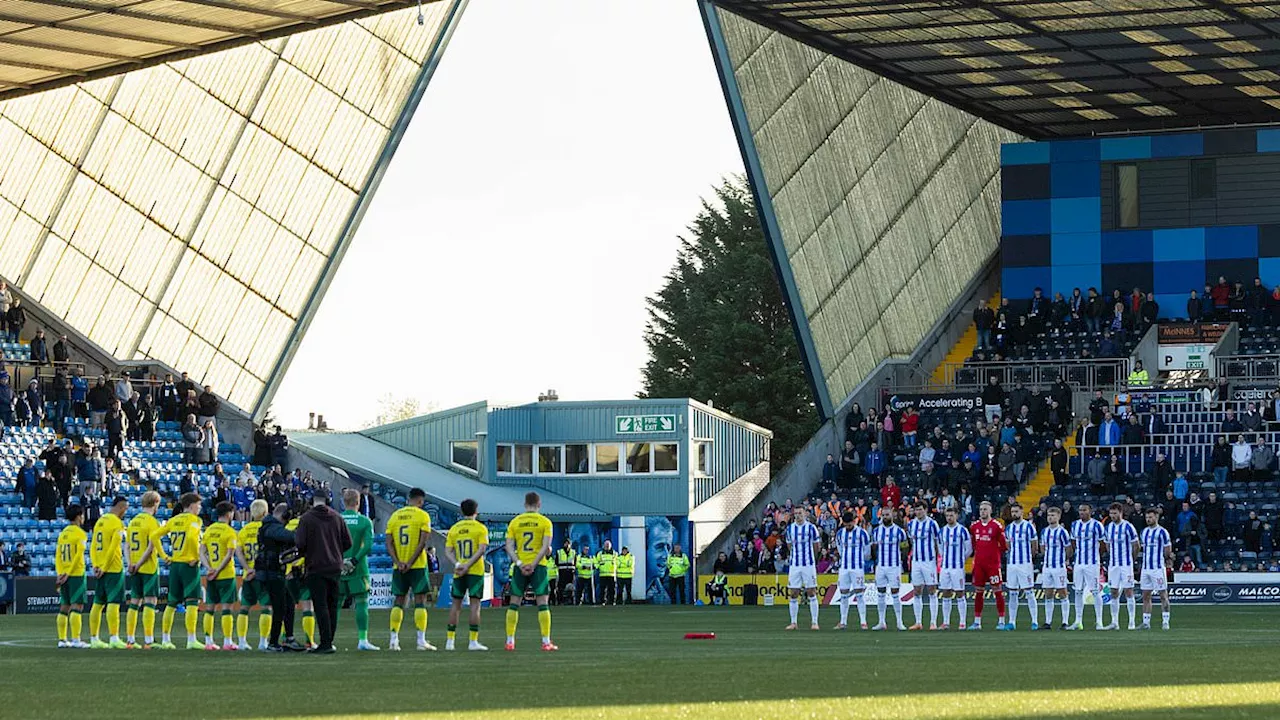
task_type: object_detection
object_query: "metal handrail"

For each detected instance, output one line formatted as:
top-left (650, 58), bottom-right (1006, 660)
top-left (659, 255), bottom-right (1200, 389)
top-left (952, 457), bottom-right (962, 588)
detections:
top-left (1073, 434), bottom-right (1280, 475)
top-left (938, 357), bottom-right (1130, 393)
top-left (1217, 353), bottom-right (1280, 384)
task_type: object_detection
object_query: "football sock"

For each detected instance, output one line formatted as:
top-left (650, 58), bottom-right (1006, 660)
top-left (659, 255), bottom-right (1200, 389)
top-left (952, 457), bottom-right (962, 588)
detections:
top-left (70, 611), bottom-right (82, 640)
top-left (1060, 599), bottom-right (1070, 624)
top-left (221, 612), bottom-right (233, 641)
top-left (414, 605), bottom-right (428, 634)
top-left (1162, 611), bottom-right (1170, 625)
top-left (994, 590), bottom-right (1006, 617)
top-left (162, 605), bottom-right (176, 637)
top-left (808, 596), bottom-right (819, 625)
top-left (185, 607), bottom-right (199, 640)
top-left (928, 594), bottom-right (938, 627)
top-left (447, 624), bottom-right (457, 643)
top-left (1126, 596), bottom-right (1137, 626)
top-left (237, 612), bottom-right (249, 641)
top-left (876, 594), bottom-right (887, 624)
top-left (1025, 591), bottom-right (1039, 626)
top-left (505, 608), bottom-right (518, 639)
top-left (838, 593), bottom-right (850, 625)
top-left (1110, 596), bottom-right (1121, 625)
top-left (958, 598), bottom-right (967, 625)
top-left (1093, 594), bottom-right (1105, 627)
top-left (355, 601), bottom-right (369, 641)
top-left (390, 606), bottom-right (404, 634)
top-left (259, 612), bottom-right (272, 642)
top-left (126, 606), bottom-right (139, 641)
top-left (1046, 598), bottom-right (1056, 625)
top-left (203, 611), bottom-right (214, 640)
top-left (143, 604), bottom-right (156, 644)
top-left (974, 592), bottom-right (984, 622)
top-left (912, 595), bottom-right (923, 625)
top-left (107, 603), bottom-right (120, 638)
top-left (469, 624), bottom-right (480, 643)
top-left (942, 597), bottom-right (953, 625)
top-left (89, 603), bottom-right (103, 640)
top-left (303, 611), bottom-right (315, 645)
top-left (1009, 589), bottom-right (1020, 625)
top-left (892, 596), bottom-right (903, 626)
top-left (538, 605), bottom-right (551, 643)
top-left (856, 593), bottom-right (867, 625)
top-left (1143, 612), bottom-right (1151, 625)
top-left (789, 598), bottom-right (799, 625)
top-left (57, 613), bottom-right (68, 641)
top-left (1074, 591), bottom-right (1084, 624)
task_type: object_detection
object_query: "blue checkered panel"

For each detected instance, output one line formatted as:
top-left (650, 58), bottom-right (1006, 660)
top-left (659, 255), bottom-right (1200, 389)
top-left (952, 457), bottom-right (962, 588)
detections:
top-left (1001, 128), bottom-right (1280, 314)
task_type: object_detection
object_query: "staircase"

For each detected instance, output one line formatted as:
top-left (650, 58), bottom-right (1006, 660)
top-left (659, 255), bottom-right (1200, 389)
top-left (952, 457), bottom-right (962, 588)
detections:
top-left (1016, 432), bottom-right (1073, 508)
top-left (929, 294), bottom-right (1000, 387)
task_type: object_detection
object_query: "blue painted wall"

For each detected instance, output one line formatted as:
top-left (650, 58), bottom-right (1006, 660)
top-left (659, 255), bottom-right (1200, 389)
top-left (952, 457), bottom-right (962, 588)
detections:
top-left (1001, 127), bottom-right (1280, 314)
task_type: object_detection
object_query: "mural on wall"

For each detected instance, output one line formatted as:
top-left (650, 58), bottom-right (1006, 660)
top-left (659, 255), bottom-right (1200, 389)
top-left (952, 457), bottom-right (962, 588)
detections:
top-left (644, 515), bottom-right (690, 604)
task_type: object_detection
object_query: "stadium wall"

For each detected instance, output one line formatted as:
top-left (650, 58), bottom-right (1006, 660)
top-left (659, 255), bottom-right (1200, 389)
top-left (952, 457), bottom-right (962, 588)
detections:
top-left (1001, 126), bottom-right (1280, 312)
top-left (703, 1), bottom-right (1022, 419)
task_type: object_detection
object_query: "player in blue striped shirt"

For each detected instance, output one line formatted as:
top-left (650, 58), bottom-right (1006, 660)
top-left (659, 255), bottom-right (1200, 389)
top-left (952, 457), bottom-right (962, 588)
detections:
top-left (938, 507), bottom-right (971, 630)
top-left (834, 512), bottom-right (872, 629)
top-left (1101, 503), bottom-right (1140, 630)
top-left (1003, 503), bottom-right (1039, 630)
top-left (784, 506), bottom-right (823, 631)
top-left (871, 511), bottom-right (909, 631)
top-left (1139, 508), bottom-right (1173, 630)
top-left (1068, 503), bottom-right (1106, 630)
top-left (907, 503), bottom-right (941, 630)
top-left (1038, 508), bottom-right (1071, 630)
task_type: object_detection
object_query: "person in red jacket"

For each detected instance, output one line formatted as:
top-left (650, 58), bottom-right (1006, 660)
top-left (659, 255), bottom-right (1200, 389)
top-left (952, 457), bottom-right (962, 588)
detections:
top-left (1211, 276), bottom-right (1232, 319)
top-left (880, 477), bottom-right (902, 510)
top-left (901, 407), bottom-right (920, 448)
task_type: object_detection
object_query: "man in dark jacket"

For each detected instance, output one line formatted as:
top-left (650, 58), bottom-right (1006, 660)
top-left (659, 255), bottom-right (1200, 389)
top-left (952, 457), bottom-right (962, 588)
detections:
top-left (256, 503), bottom-right (304, 651)
top-left (294, 495), bottom-right (351, 654)
top-left (53, 334), bottom-right (71, 364)
top-left (29, 329), bottom-right (48, 365)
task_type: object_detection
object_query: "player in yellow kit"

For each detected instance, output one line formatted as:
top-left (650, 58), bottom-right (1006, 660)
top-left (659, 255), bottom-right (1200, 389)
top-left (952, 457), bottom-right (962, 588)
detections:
top-left (444, 498), bottom-right (489, 651)
top-left (125, 491), bottom-right (162, 648)
top-left (88, 496), bottom-right (129, 649)
top-left (157, 492), bottom-right (204, 650)
top-left (55, 504), bottom-right (89, 648)
top-left (201, 501), bottom-right (240, 651)
top-left (236, 499), bottom-right (270, 650)
top-left (504, 492), bottom-right (557, 652)
top-left (386, 487), bottom-right (433, 651)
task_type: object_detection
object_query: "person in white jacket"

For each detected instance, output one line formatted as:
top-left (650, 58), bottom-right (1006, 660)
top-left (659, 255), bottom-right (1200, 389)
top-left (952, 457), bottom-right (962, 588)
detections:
top-left (1231, 435), bottom-right (1253, 481)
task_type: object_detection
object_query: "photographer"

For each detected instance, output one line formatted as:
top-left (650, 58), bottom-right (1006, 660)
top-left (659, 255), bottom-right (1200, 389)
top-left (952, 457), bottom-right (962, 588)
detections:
top-left (255, 502), bottom-right (304, 651)
top-left (295, 494), bottom-right (351, 654)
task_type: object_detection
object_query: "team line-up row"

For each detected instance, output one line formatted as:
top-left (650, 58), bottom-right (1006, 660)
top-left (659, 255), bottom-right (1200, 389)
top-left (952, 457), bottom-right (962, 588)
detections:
top-left (777, 500), bottom-right (1174, 632)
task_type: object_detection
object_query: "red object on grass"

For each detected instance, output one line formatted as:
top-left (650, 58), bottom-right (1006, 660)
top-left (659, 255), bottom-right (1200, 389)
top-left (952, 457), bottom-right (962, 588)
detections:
top-left (684, 633), bottom-right (716, 640)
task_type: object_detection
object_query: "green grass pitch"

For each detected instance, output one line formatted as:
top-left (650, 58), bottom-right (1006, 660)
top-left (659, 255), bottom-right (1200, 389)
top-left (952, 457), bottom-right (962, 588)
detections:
top-left (1, 605), bottom-right (1279, 719)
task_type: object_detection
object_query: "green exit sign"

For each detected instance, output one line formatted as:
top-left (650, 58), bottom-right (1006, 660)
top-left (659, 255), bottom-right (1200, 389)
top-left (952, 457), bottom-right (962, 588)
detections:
top-left (615, 414), bottom-right (677, 434)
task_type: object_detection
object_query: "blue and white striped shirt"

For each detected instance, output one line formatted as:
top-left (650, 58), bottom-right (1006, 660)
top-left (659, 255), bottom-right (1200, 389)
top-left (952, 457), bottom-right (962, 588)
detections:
top-left (786, 521), bottom-right (820, 568)
top-left (940, 523), bottom-right (971, 570)
top-left (1104, 520), bottom-right (1138, 568)
top-left (908, 517), bottom-right (940, 563)
top-left (1040, 525), bottom-right (1070, 570)
top-left (1140, 525), bottom-right (1171, 571)
top-left (835, 525), bottom-right (871, 572)
top-left (872, 523), bottom-right (907, 569)
top-left (1071, 518), bottom-right (1105, 566)
top-left (1005, 519), bottom-right (1037, 566)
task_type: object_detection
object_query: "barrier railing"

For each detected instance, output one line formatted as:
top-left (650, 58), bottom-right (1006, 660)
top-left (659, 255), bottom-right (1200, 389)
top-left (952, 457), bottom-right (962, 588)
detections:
top-left (937, 358), bottom-right (1130, 394)
top-left (1217, 354), bottom-right (1280, 384)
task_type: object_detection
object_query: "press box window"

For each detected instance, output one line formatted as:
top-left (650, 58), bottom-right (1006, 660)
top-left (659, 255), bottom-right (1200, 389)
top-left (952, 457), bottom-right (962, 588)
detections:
top-left (594, 444), bottom-right (620, 473)
top-left (1116, 163), bottom-right (1139, 228)
top-left (450, 441), bottom-right (477, 472)
top-left (654, 443), bottom-right (678, 472)
top-left (626, 443), bottom-right (651, 473)
top-left (695, 442), bottom-right (709, 475)
top-left (538, 445), bottom-right (562, 474)
top-left (495, 444), bottom-right (513, 473)
top-left (565, 444), bottom-right (589, 474)
top-left (514, 445), bottom-right (533, 474)
top-left (1191, 159), bottom-right (1216, 200)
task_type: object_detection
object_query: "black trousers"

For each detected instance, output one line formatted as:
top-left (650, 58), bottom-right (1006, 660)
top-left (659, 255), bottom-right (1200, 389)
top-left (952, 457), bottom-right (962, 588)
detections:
top-left (617, 577), bottom-right (632, 604)
top-left (557, 569), bottom-right (575, 604)
top-left (599, 576), bottom-right (616, 605)
top-left (306, 572), bottom-right (339, 650)
top-left (265, 576), bottom-right (294, 644)
top-left (666, 576), bottom-right (687, 605)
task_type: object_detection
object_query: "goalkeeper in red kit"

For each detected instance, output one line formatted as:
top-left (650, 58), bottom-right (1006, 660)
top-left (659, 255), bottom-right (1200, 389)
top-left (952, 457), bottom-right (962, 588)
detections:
top-left (968, 501), bottom-right (1007, 630)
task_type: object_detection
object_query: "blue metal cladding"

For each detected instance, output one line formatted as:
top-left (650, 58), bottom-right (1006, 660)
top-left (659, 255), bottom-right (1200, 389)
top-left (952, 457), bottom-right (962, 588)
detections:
top-left (1000, 127), bottom-right (1280, 312)
top-left (690, 404), bottom-right (770, 504)
top-left (359, 401), bottom-right (488, 468)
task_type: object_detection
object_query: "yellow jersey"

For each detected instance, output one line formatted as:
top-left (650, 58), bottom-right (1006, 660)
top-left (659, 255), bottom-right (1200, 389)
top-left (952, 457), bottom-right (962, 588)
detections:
top-left (238, 521), bottom-right (262, 568)
top-left (90, 513), bottom-right (126, 573)
top-left (506, 512), bottom-right (553, 567)
top-left (202, 522), bottom-right (239, 581)
top-left (127, 512), bottom-right (161, 573)
top-left (386, 506), bottom-right (432, 569)
top-left (445, 519), bottom-right (489, 576)
top-left (56, 524), bottom-right (88, 577)
top-left (285, 518), bottom-right (303, 573)
top-left (160, 513), bottom-right (203, 565)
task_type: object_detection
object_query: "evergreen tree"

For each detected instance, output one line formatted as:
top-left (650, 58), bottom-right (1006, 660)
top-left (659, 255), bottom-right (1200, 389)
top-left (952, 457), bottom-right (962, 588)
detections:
top-left (641, 177), bottom-right (816, 465)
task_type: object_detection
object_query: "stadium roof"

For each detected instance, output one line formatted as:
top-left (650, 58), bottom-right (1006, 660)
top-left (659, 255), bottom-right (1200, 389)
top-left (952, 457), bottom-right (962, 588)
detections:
top-left (0, 0), bottom-right (429, 102)
top-left (290, 431), bottom-right (611, 521)
top-left (712, 0), bottom-right (1280, 138)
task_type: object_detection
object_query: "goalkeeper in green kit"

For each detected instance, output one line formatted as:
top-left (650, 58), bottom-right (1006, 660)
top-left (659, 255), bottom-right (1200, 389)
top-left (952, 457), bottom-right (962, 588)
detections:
top-left (339, 488), bottom-right (379, 650)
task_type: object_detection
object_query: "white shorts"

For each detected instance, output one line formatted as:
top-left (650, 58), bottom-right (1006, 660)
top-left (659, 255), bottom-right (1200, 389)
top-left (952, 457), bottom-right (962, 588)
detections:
top-left (1074, 565), bottom-right (1100, 592)
top-left (874, 565), bottom-right (901, 589)
top-left (1140, 569), bottom-right (1168, 592)
top-left (837, 568), bottom-right (865, 592)
top-left (910, 562), bottom-right (938, 587)
top-left (1109, 565), bottom-right (1134, 590)
top-left (1007, 564), bottom-right (1034, 590)
top-left (939, 568), bottom-right (966, 592)
top-left (1040, 568), bottom-right (1068, 589)
top-left (789, 566), bottom-right (817, 589)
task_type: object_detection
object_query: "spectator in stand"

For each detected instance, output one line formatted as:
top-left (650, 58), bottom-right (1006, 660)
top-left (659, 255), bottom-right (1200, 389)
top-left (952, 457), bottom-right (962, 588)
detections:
top-left (997, 442), bottom-right (1016, 490)
top-left (1248, 277), bottom-right (1269, 326)
top-left (113, 374), bottom-right (132, 405)
top-left (840, 440), bottom-right (859, 487)
top-left (822, 453), bottom-right (840, 487)
top-left (1081, 287), bottom-right (1101, 332)
top-left (197, 385), bottom-right (220, 426)
top-left (18, 457), bottom-right (36, 508)
top-left (1121, 415), bottom-right (1144, 445)
top-left (1098, 330), bottom-right (1119, 358)
top-left (1241, 402), bottom-right (1263, 438)
top-left (1173, 470), bottom-right (1189, 502)
top-left (1202, 492), bottom-right (1225, 542)
top-left (158, 374), bottom-right (180, 423)
top-left (982, 375), bottom-right (1004, 425)
top-left (1127, 361), bottom-right (1150, 386)
top-left (29, 329), bottom-right (48, 365)
top-left (1178, 555), bottom-right (1196, 573)
top-left (1186, 290), bottom-right (1203, 321)
top-left (270, 425), bottom-right (290, 469)
top-left (1140, 292), bottom-right (1159, 329)
top-left (1253, 439), bottom-right (1275, 479)
top-left (0, 375), bottom-right (13, 430)
top-left (12, 386), bottom-right (29, 428)
top-left (844, 403), bottom-right (864, 440)
top-left (138, 395), bottom-right (156, 442)
top-left (918, 439), bottom-right (935, 470)
top-left (879, 404), bottom-right (896, 449)
top-left (900, 407), bottom-right (918, 448)
top-left (36, 473), bottom-right (58, 520)
top-left (1106, 302), bottom-right (1127, 342)
top-left (70, 370), bottom-right (88, 419)
top-left (1049, 437), bottom-right (1068, 486)
top-left (87, 376), bottom-right (111, 427)
top-left (1224, 502), bottom-right (1244, 540)
top-left (1221, 409), bottom-right (1244, 437)
top-left (999, 417), bottom-right (1016, 448)
top-left (1088, 390), bottom-right (1109, 426)
top-left (863, 442), bottom-right (886, 487)
top-left (1098, 412), bottom-right (1120, 447)
top-left (1211, 275), bottom-right (1231, 319)
top-left (1243, 511), bottom-right (1264, 553)
top-left (1104, 455), bottom-right (1126, 496)
top-left (1151, 452), bottom-right (1173, 490)
top-left (880, 477), bottom-right (901, 511)
top-left (200, 421), bottom-right (219, 467)
top-left (104, 400), bottom-right (127, 461)
top-left (5, 296), bottom-right (25, 344)
top-left (0, 281), bottom-right (9, 324)
top-left (1231, 435), bottom-right (1253, 481)
top-left (973, 300), bottom-right (994, 349)
top-left (52, 334), bottom-right (70, 364)
top-left (1050, 291), bottom-right (1069, 327)
top-left (181, 414), bottom-right (203, 465)
top-left (934, 438), bottom-right (952, 470)
top-left (1211, 436), bottom-right (1232, 484)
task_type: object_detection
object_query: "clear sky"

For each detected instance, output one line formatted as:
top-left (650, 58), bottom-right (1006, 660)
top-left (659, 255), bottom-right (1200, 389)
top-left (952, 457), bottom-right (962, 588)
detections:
top-left (270, 0), bottom-right (744, 430)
